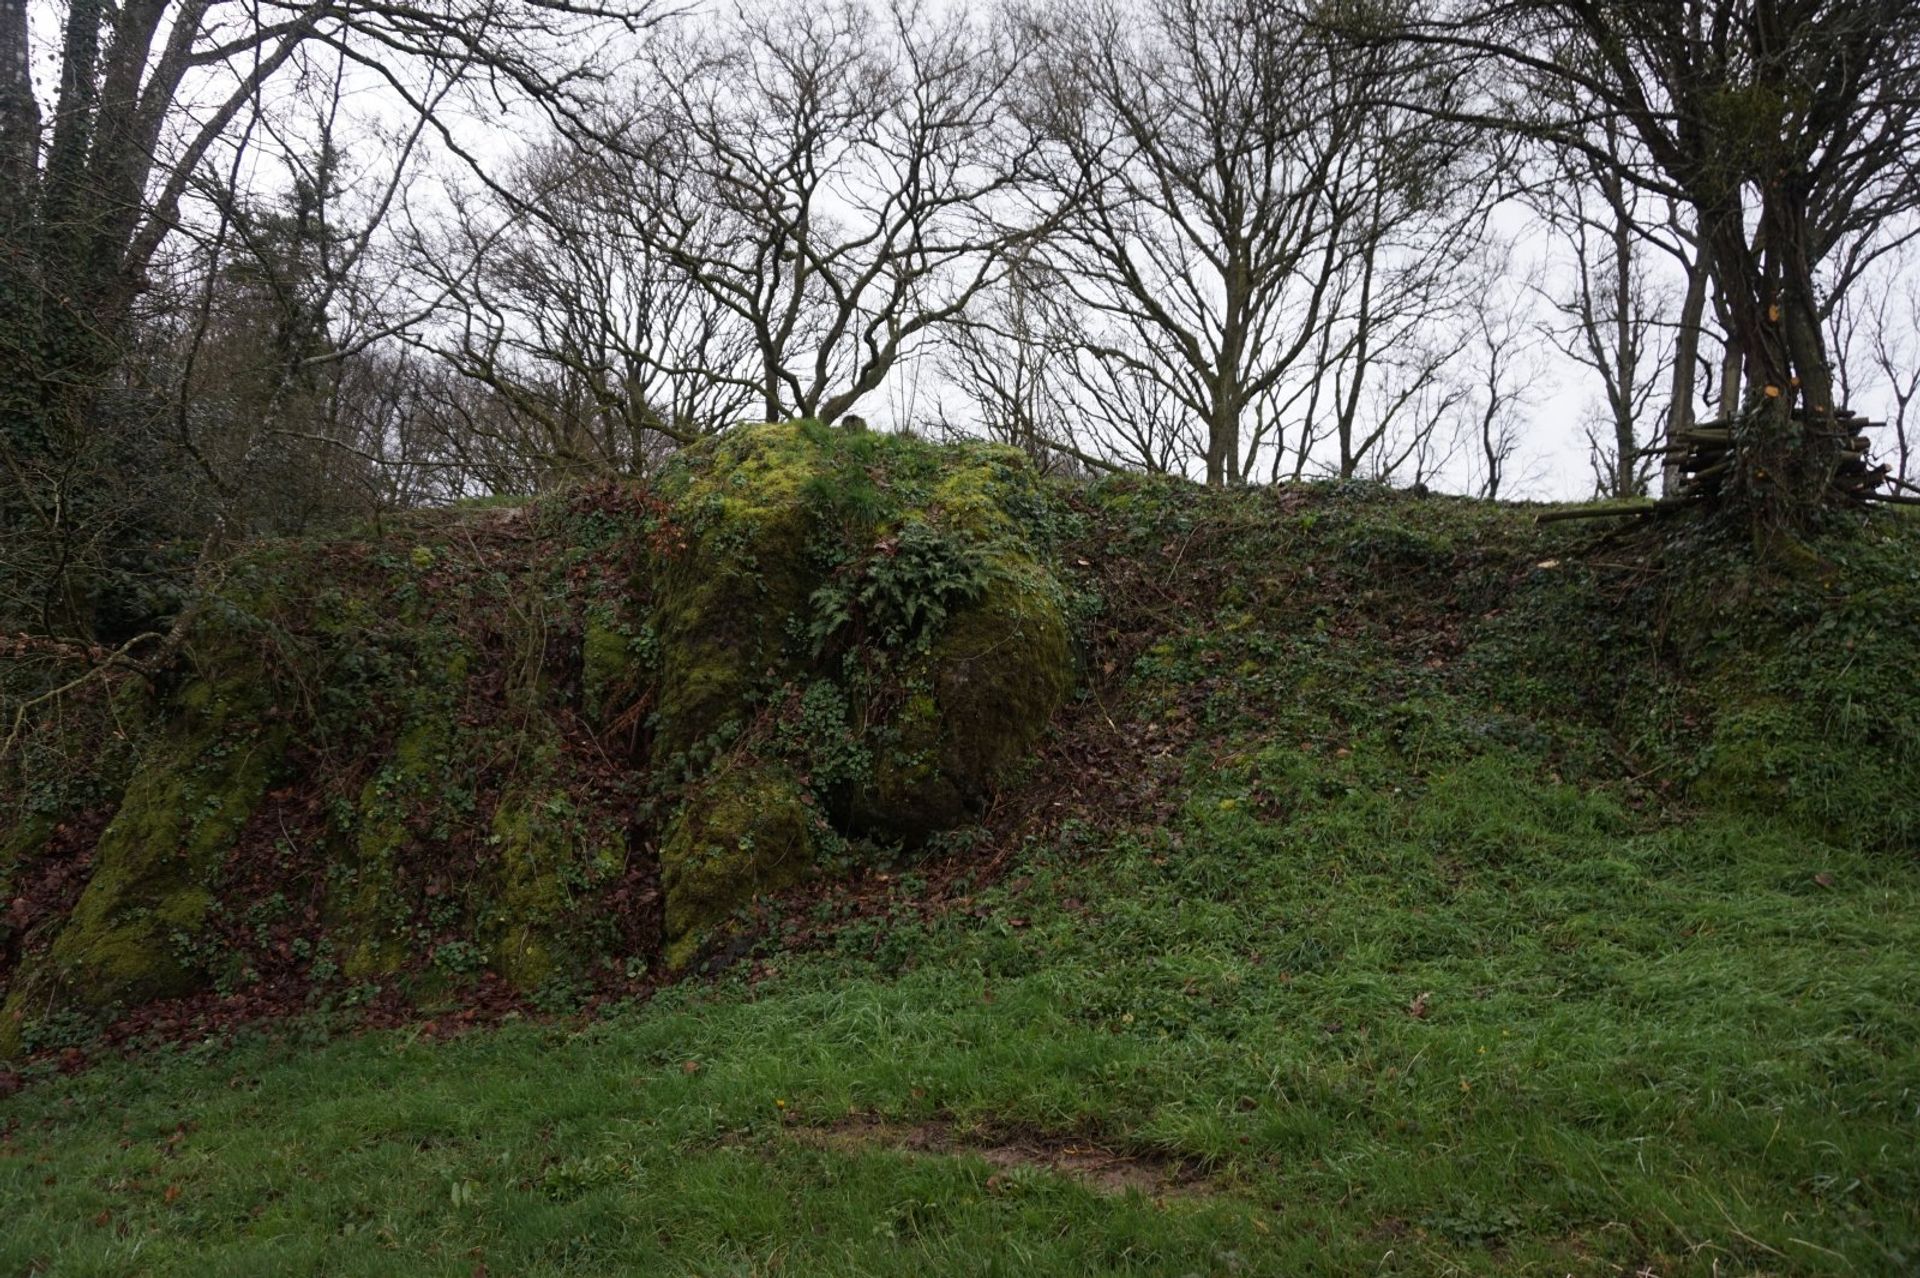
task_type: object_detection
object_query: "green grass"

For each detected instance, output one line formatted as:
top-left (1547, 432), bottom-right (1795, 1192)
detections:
top-left (7, 480), bottom-right (1920, 1275)
top-left (5, 744), bottom-right (1916, 1274)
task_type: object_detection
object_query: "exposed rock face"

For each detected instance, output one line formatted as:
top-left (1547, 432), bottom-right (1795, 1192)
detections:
top-left (646, 423), bottom-right (1073, 955)
top-left (1, 423), bottom-right (1076, 1052)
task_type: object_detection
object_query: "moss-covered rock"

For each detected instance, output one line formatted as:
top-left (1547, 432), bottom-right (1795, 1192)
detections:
top-left (329, 720), bottom-right (448, 981)
top-left (645, 423), bottom-right (1076, 940)
top-left (484, 783), bottom-right (629, 987)
top-left (15, 420), bottom-right (1920, 1059)
top-left (580, 619), bottom-right (638, 727)
top-left (659, 766), bottom-right (817, 965)
top-left (649, 425), bottom-right (832, 763)
top-left (0, 815), bottom-right (54, 897)
top-left (1, 665), bottom-right (287, 1050)
top-left (856, 575), bottom-right (1074, 839)
top-left (481, 790), bottom-right (568, 987)
top-left (2, 423), bottom-right (1082, 1048)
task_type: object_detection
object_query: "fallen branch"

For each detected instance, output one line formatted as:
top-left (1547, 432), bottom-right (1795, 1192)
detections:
top-left (1535, 500), bottom-right (1665, 524)
top-left (1, 631), bottom-right (165, 763)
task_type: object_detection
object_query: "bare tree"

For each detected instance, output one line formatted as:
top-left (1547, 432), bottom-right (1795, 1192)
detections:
top-left (1464, 269), bottom-right (1537, 499)
top-left (133, 54), bottom-right (480, 538)
top-left (1305, 46), bottom-right (1499, 485)
top-left (1026, 0), bottom-right (1497, 486)
top-left (425, 138), bottom-right (764, 479)
top-left (934, 255), bottom-right (1102, 472)
top-left (1067, 338), bottom-right (1202, 476)
top-left (1865, 279), bottom-right (1920, 487)
top-left (1828, 243), bottom-right (1920, 487)
top-left (601, 0), bottom-right (1052, 428)
top-left (1026, 0), bottom-right (1350, 485)
top-left (0, 0), bottom-right (654, 637)
top-left (1528, 125), bottom-right (1673, 498)
top-left (1390, 0), bottom-right (1920, 527)
top-left (1314, 226), bottom-right (1486, 484)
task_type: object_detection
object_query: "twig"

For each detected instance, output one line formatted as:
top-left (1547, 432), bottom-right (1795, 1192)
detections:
top-left (1, 631), bottom-right (165, 763)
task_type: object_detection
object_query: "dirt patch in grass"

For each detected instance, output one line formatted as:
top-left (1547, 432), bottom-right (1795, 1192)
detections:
top-left (785, 1114), bottom-right (1210, 1198)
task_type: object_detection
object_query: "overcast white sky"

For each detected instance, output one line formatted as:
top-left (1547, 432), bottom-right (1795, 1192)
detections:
top-left (19, 0), bottom-right (1917, 502)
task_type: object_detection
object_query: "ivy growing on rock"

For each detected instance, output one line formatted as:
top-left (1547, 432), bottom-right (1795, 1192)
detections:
top-left (0, 423), bottom-right (1079, 1051)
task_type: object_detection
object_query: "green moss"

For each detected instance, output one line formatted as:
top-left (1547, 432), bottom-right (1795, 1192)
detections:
top-left (659, 767), bottom-right (818, 962)
top-left (2, 612), bottom-right (293, 1050)
top-left (1694, 697), bottom-right (1801, 808)
top-left (653, 423), bottom-right (1074, 839)
top-left (651, 426), bottom-right (827, 760)
top-left (2, 600), bottom-right (299, 1053)
top-left (857, 573), bottom-right (1073, 840)
top-left (482, 788), bottom-right (622, 988)
top-left (580, 620), bottom-right (637, 726)
top-left (7, 422), bottom-right (1087, 1039)
top-left (926, 443), bottom-right (1057, 544)
top-left (641, 425), bottom-right (1077, 951)
top-left (5, 719), bottom-right (286, 1023)
top-left (330, 721), bottom-right (448, 980)
top-left (0, 814), bottom-right (55, 892)
top-left (485, 797), bottom-right (559, 987)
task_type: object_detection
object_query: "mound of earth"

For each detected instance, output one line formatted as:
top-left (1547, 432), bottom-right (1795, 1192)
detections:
top-left (7, 433), bottom-right (1919, 1061)
top-left (0, 423), bottom-right (1075, 1053)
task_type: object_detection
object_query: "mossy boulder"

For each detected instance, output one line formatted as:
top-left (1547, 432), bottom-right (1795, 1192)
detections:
top-left (659, 767), bottom-right (818, 965)
top-left (1, 659), bottom-right (287, 1054)
top-left (649, 426), bottom-right (831, 762)
top-left (856, 575), bottom-right (1073, 839)
top-left (646, 423), bottom-right (1076, 948)
top-left (2, 423), bottom-right (1079, 1050)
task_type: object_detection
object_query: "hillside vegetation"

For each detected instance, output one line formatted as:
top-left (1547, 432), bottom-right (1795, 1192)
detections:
top-left (3, 426), bottom-right (1918, 1274)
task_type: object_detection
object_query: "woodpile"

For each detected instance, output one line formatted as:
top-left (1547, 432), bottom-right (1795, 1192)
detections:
top-left (1640, 407), bottom-right (1903, 506)
top-left (1539, 406), bottom-right (1916, 523)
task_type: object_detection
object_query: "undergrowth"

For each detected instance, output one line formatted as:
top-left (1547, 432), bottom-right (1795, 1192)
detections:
top-left (3, 458), bottom-right (1919, 1274)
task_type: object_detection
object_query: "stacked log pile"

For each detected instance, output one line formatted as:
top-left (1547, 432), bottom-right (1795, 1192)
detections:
top-left (1643, 407), bottom-right (1901, 506)
top-left (1540, 406), bottom-right (1914, 523)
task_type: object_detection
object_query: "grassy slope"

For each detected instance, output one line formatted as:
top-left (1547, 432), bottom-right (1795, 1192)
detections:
top-left (3, 480), bottom-right (1917, 1276)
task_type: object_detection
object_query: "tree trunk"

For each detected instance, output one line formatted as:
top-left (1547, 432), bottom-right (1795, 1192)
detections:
top-left (0, 0), bottom-right (34, 198)
top-left (1663, 247), bottom-right (1708, 497)
top-left (1204, 395), bottom-right (1237, 486)
top-left (0, 0), bottom-right (43, 455)
top-left (1607, 174), bottom-right (1638, 496)
top-left (1700, 186), bottom-right (1843, 534)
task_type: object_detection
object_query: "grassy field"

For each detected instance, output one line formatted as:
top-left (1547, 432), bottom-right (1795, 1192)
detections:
top-left (5, 481), bottom-right (1918, 1275)
top-left (4, 772), bottom-right (1915, 1274)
